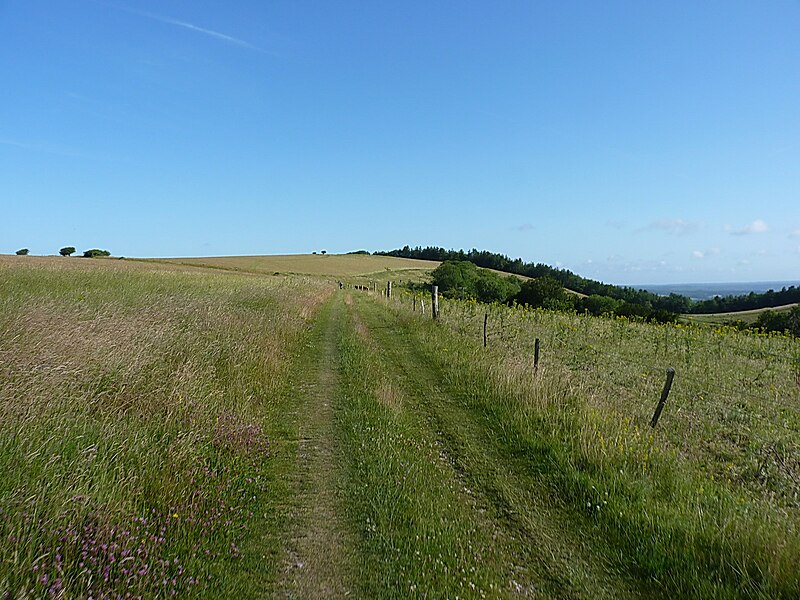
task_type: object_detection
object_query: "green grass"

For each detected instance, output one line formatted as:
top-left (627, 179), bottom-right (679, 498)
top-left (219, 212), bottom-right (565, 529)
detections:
top-left (377, 292), bottom-right (800, 597)
top-left (683, 303), bottom-right (799, 325)
top-left (2, 256), bottom-right (798, 598)
top-left (0, 259), bottom-right (330, 598)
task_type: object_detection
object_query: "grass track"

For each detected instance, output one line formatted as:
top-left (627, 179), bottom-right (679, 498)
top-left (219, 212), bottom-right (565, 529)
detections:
top-left (348, 294), bottom-right (652, 599)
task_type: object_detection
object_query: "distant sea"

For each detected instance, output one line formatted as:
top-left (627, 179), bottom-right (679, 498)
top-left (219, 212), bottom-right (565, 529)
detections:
top-left (635, 281), bottom-right (800, 302)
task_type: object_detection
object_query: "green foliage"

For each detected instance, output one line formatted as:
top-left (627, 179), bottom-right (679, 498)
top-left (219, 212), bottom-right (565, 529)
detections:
top-left (15, 248), bottom-right (29, 256)
top-left (379, 245), bottom-right (798, 315)
top-left (515, 276), bottom-right (575, 311)
top-left (59, 246), bottom-right (76, 256)
top-left (83, 249), bottom-right (111, 258)
top-left (431, 260), bottom-right (520, 303)
top-left (756, 306), bottom-right (800, 336)
top-left (579, 294), bottom-right (622, 316)
top-left (346, 250), bottom-right (370, 255)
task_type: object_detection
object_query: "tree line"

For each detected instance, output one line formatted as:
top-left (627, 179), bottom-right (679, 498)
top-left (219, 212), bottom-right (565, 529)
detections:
top-left (428, 261), bottom-right (678, 323)
top-left (378, 245), bottom-right (797, 315)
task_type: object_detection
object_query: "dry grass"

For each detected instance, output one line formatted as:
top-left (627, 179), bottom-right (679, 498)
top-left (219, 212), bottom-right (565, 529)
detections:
top-left (0, 258), bottom-right (332, 598)
top-left (147, 253), bottom-right (440, 278)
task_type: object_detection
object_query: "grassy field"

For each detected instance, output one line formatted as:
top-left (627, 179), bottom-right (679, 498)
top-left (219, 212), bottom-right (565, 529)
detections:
top-left (1, 255), bottom-right (798, 598)
top-left (683, 303), bottom-right (799, 325)
top-left (146, 253), bottom-right (440, 282)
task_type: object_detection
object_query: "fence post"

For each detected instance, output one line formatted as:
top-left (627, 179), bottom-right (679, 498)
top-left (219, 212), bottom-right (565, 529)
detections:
top-left (413, 296), bottom-right (417, 312)
top-left (650, 368), bottom-right (676, 428)
top-left (421, 298), bottom-right (425, 315)
top-left (534, 338), bottom-right (540, 372)
top-left (432, 286), bottom-right (439, 320)
top-left (387, 281), bottom-right (392, 299)
top-left (484, 313), bottom-right (488, 347)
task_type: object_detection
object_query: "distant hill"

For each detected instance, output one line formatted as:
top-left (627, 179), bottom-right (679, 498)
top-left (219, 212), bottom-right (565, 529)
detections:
top-left (147, 254), bottom-right (440, 279)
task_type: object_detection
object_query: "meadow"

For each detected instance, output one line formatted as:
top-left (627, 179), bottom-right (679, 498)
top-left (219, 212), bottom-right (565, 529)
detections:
top-left (1, 254), bottom-right (798, 598)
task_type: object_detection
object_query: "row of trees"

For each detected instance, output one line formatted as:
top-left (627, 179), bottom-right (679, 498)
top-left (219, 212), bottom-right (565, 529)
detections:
top-left (691, 287), bottom-right (800, 314)
top-left (380, 245), bottom-right (796, 315)
top-left (752, 306), bottom-right (800, 336)
top-left (379, 245), bottom-right (688, 312)
top-left (13, 247), bottom-right (111, 257)
top-left (430, 261), bottom-right (678, 323)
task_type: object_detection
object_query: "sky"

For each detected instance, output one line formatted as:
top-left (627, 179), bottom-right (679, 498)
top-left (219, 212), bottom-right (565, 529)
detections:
top-left (1, 1), bottom-right (798, 285)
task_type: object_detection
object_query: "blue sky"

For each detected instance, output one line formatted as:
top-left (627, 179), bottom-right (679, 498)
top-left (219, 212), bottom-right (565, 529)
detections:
top-left (1, 1), bottom-right (798, 284)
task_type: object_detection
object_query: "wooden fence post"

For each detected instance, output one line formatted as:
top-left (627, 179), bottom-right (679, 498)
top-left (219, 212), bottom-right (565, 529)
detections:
top-left (650, 368), bottom-right (676, 428)
top-left (413, 296), bottom-right (417, 312)
top-left (432, 286), bottom-right (439, 320)
top-left (534, 338), bottom-right (540, 372)
top-left (484, 313), bottom-right (488, 347)
top-left (421, 298), bottom-right (425, 315)
top-left (387, 281), bottom-right (392, 299)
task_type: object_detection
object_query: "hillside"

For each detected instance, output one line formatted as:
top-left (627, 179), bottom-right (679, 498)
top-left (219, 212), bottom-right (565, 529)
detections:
top-left (147, 253), bottom-right (440, 280)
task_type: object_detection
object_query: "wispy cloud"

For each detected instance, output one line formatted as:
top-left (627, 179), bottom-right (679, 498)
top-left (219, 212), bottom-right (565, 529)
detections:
top-left (605, 219), bottom-right (626, 230)
top-left (100, 2), bottom-right (269, 54)
top-left (789, 228), bottom-right (800, 238)
top-left (726, 219), bottom-right (768, 235)
top-left (638, 218), bottom-right (698, 236)
top-left (692, 250), bottom-right (705, 259)
top-left (1, 137), bottom-right (95, 159)
top-left (514, 223), bottom-right (534, 232)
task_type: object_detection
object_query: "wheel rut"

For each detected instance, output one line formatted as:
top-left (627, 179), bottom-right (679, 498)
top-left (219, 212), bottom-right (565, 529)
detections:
top-left (276, 297), bottom-right (355, 599)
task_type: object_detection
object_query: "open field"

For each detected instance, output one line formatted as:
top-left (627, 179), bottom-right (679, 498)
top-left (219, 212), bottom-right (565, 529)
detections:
top-left (146, 253), bottom-right (441, 281)
top-left (1, 257), bottom-right (798, 598)
top-left (683, 303), bottom-right (799, 325)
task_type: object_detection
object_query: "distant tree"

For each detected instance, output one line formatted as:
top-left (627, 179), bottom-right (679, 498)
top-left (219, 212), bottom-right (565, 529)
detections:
top-left (83, 249), bottom-right (111, 258)
top-left (321, 250), bottom-right (327, 255)
top-left (515, 276), bottom-right (575, 311)
top-left (579, 294), bottom-right (622, 316)
top-left (431, 261), bottom-right (479, 299)
top-left (347, 250), bottom-right (370, 255)
top-left (59, 246), bottom-right (76, 256)
top-left (15, 248), bottom-right (29, 256)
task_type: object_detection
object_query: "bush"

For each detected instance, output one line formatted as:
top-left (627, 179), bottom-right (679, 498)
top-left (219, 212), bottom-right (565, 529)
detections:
top-left (59, 246), bottom-right (76, 256)
top-left (15, 248), bottom-right (29, 256)
top-left (83, 249), bottom-right (111, 258)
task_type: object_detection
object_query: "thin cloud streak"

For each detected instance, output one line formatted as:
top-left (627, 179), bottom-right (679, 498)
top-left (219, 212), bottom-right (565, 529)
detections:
top-left (99, 2), bottom-right (271, 54)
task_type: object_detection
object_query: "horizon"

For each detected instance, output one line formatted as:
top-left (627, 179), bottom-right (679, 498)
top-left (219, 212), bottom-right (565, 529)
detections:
top-left (2, 2), bottom-right (798, 285)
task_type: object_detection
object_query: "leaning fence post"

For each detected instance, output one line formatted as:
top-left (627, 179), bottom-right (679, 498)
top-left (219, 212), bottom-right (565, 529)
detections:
top-left (534, 338), bottom-right (540, 372)
top-left (432, 286), bottom-right (439, 320)
top-left (650, 368), bottom-right (676, 428)
top-left (484, 313), bottom-right (489, 347)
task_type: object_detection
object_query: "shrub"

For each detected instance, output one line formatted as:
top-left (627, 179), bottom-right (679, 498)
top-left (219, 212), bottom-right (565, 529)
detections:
top-left (15, 248), bottom-right (29, 256)
top-left (59, 246), bottom-right (76, 256)
top-left (83, 249), bottom-right (111, 258)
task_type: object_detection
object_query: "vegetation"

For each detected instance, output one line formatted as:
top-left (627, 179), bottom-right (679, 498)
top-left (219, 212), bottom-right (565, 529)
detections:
top-left (379, 245), bottom-right (797, 316)
top-left (83, 249), bottom-right (111, 258)
top-left (2, 255), bottom-right (798, 598)
top-left (59, 246), bottom-right (76, 256)
top-left (15, 249), bottom-right (29, 256)
top-left (430, 260), bottom-right (521, 303)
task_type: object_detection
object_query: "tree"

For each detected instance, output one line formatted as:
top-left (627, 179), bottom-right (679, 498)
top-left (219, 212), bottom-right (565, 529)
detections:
top-left (321, 250), bottom-right (327, 255)
top-left (83, 249), bottom-right (111, 258)
top-left (515, 276), bottom-right (575, 311)
top-left (15, 248), bottom-right (29, 255)
top-left (431, 261), bottom-right (479, 299)
top-left (59, 246), bottom-right (76, 256)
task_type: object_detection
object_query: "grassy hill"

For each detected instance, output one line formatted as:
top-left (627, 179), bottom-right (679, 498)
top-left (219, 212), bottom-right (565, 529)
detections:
top-left (1, 254), bottom-right (798, 598)
top-left (683, 303), bottom-right (799, 325)
top-left (147, 253), bottom-right (440, 280)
